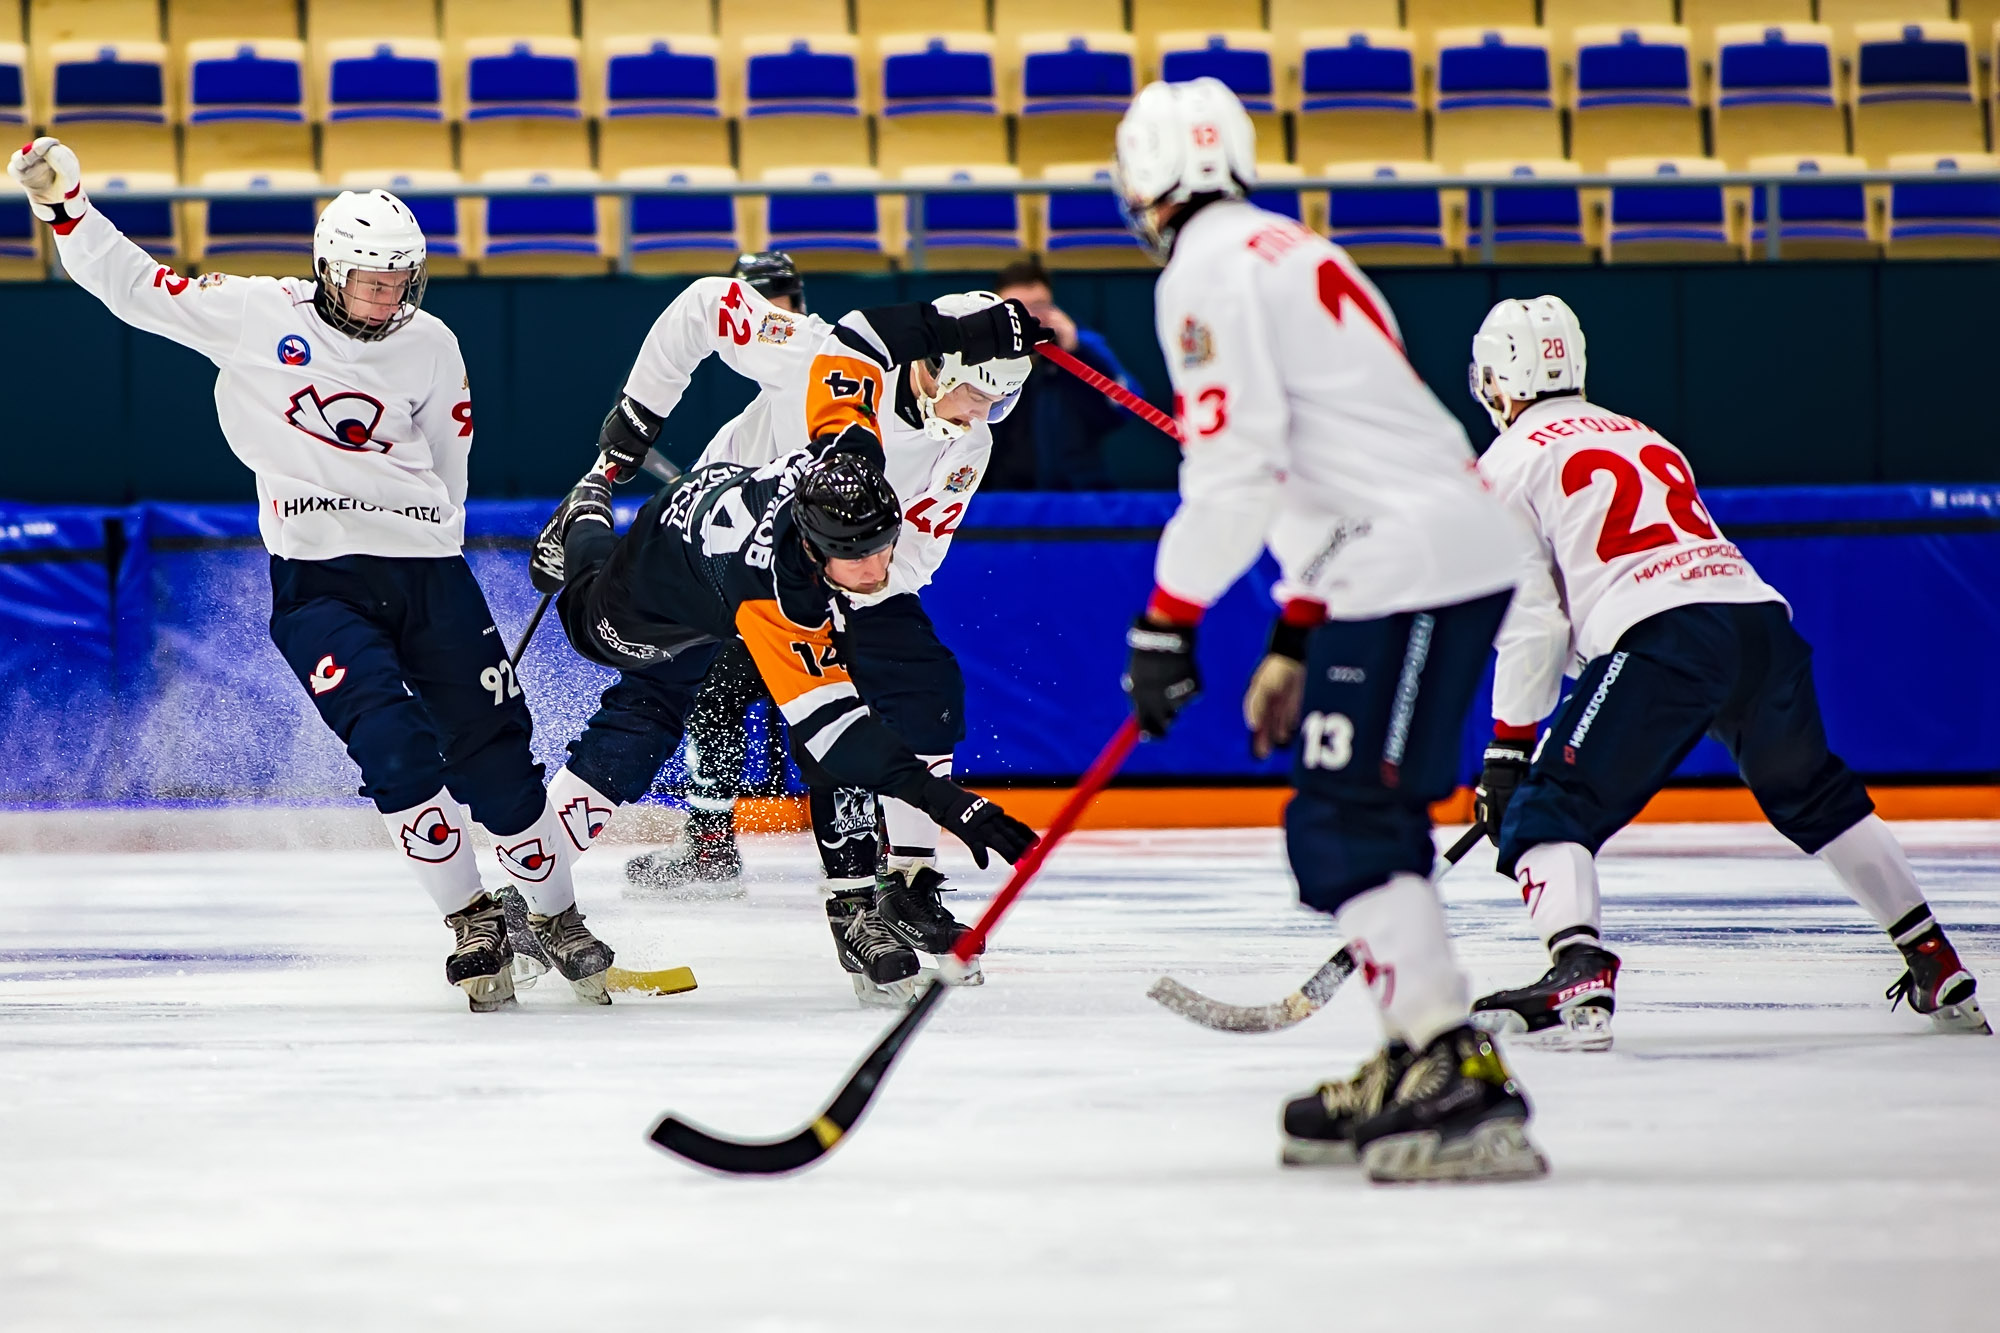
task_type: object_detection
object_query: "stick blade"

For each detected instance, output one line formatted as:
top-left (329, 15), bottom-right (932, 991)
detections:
top-left (647, 1114), bottom-right (833, 1176)
top-left (1146, 976), bottom-right (1308, 1033)
top-left (607, 965), bottom-right (698, 996)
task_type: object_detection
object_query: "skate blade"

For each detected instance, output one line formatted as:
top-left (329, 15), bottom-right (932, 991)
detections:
top-left (1470, 1005), bottom-right (1612, 1052)
top-left (1279, 1136), bottom-right (1358, 1168)
top-left (563, 967), bottom-right (613, 1005)
top-left (1930, 996), bottom-right (1991, 1035)
top-left (850, 973), bottom-right (921, 1009)
top-left (935, 955), bottom-right (984, 987)
top-left (606, 965), bottom-right (698, 997)
top-left (1362, 1118), bottom-right (1550, 1185)
top-left (458, 970), bottom-right (518, 1013)
top-left (509, 952), bottom-right (549, 990)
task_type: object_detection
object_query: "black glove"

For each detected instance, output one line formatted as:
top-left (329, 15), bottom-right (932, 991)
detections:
top-left (907, 775), bottom-right (1038, 869)
top-left (1123, 616), bottom-right (1201, 740)
top-left (1474, 734), bottom-right (1534, 841)
top-left (596, 393), bottom-right (663, 481)
top-left (529, 468), bottom-right (613, 593)
top-left (951, 298), bottom-right (1050, 365)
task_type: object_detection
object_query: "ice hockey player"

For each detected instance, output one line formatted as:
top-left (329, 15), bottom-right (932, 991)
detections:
top-left (6, 136), bottom-right (613, 1012)
top-left (1109, 81), bottom-right (1550, 1183)
top-left (1467, 296), bottom-right (1988, 1046)
top-left (529, 294), bottom-right (1045, 1003)
top-left (554, 267), bottom-right (1032, 993)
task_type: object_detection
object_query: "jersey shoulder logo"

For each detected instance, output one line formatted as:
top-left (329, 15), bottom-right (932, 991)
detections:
top-left (286, 386), bottom-right (388, 453)
top-left (943, 465), bottom-right (978, 494)
top-left (1178, 316), bottom-right (1214, 368)
top-left (277, 334), bottom-right (312, 366)
top-left (757, 312), bottom-right (796, 345)
top-left (307, 654), bottom-right (346, 695)
top-left (400, 806), bottom-right (462, 863)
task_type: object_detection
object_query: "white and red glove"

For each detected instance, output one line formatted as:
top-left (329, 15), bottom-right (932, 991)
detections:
top-left (8, 136), bottom-right (88, 233)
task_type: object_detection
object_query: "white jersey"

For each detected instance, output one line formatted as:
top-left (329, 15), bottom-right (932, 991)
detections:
top-left (1151, 201), bottom-right (1531, 622)
top-left (55, 207), bottom-right (472, 561)
top-left (1479, 395), bottom-right (1787, 728)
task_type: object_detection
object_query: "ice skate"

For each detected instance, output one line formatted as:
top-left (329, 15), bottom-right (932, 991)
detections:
top-left (1280, 1041), bottom-right (1412, 1166)
top-left (526, 904), bottom-right (615, 1004)
top-left (495, 885), bottom-right (552, 990)
top-left (1886, 913), bottom-right (1989, 1034)
top-left (826, 888), bottom-right (921, 1007)
top-left (875, 862), bottom-right (982, 985)
top-left (624, 807), bottom-right (746, 900)
top-left (1470, 943), bottom-right (1619, 1051)
top-left (1354, 1026), bottom-right (1550, 1184)
top-left (444, 894), bottom-right (517, 1012)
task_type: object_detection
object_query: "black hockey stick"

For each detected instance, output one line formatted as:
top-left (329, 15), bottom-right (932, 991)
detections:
top-left (648, 717), bottom-right (1143, 1176)
top-left (1146, 823), bottom-right (1489, 1034)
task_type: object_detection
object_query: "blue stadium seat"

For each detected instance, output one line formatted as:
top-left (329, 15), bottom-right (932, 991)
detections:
top-left (1747, 154), bottom-right (1876, 259)
top-left (1294, 29), bottom-right (1423, 170)
top-left (1885, 152), bottom-right (2000, 258)
top-left (617, 165), bottom-right (745, 274)
top-left (90, 170), bottom-right (180, 259)
top-left (1039, 162), bottom-right (1150, 268)
top-left (1712, 24), bottom-right (1844, 167)
top-left (460, 38), bottom-right (591, 176)
top-left (0, 195), bottom-right (40, 277)
top-left (477, 168), bottom-right (611, 275)
top-left (1604, 156), bottom-right (1735, 263)
top-left (1570, 26), bottom-right (1701, 171)
top-left (900, 164), bottom-right (1025, 271)
top-left (321, 40), bottom-right (451, 177)
top-left (1462, 159), bottom-right (1593, 263)
top-left (338, 169), bottom-right (469, 274)
top-left (0, 42), bottom-right (25, 132)
top-left (760, 167), bottom-right (895, 271)
top-left (738, 37), bottom-right (869, 181)
top-left (43, 41), bottom-right (173, 173)
top-left (877, 34), bottom-right (1007, 172)
top-left (1323, 160), bottom-right (1449, 266)
top-left (594, 36), bottom-right (731, 172)
top-left (1851, 22), bottom-right (1981, 166)
top-left (1248, 162), bottom-right (1308, 224)
top-left (1157, 31), bottom-right (1279, 148)
top-left (1016, 33), bottom-right (1136, 176)
top-left (1432, 29), bottom-right (1562, 171)
top-left (184, 40), bottom-right (311, 176)
top-left (193, 169), bottom-right (320, 276)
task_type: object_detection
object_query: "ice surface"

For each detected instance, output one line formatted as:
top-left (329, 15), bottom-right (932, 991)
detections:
top-left (2, 822), bottom-right (1996, 1331)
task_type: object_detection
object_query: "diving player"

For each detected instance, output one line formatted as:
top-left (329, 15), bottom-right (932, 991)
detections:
top-left (1110, 81), bottom-right (1550, 1182)
top-left (1467, 296), bottom-right (1988, 1044)
top-left (7, 136), bottom-right (612, 1011)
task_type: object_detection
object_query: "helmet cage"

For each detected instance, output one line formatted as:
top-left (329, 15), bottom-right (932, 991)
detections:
top-left (315, 259), bottom-right (429, 342)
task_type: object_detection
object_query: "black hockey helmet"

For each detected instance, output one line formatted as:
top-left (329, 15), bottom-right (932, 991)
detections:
top-left (795, 452), bottom-right (900, 561)
top-left (728, 250), bottom-right (805, 312)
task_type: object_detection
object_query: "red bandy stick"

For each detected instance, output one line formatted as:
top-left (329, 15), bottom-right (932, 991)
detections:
top-left (1034, 342), bottom-right (1184, 445)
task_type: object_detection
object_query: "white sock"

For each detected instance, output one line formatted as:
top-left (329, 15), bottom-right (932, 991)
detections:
top-left (484, 797), bottom-right (577, 916)
top-left (546, 765), bottom-right (617, 857)
top-left (382, 790), bottom-right (485, 915)
top-left (1818, 814), bottom-right (1928, 932)
top-left (1335, 873), bottom-right (1470, 1049)
top-left (883, 753), bottom-right (951, 860)
top-left (1514, 841), bottom-right (1603, 958)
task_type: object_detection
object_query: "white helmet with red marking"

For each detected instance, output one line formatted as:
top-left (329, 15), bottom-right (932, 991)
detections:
top-left (1469, 295), bottom-right (1588, 429)
top-left (1112, 77), bottom-right (1257, 261)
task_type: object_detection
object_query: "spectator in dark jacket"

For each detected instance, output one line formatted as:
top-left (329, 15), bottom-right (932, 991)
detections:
top-left (986, 260), bottom-right (1144, 490)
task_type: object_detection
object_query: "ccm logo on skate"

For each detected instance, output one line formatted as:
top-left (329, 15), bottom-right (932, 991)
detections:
top-left (498, 837), bottom-right (556, 882)
top-left (400, 807), bottom-right (462, 862)
top-left (558, 795), bottom-right (611, 851)
top-left (1554, 975), bottom-right (1613, 1004)
top-left (286, 387), bottom-right (387, 453)
top-left (307, 654), bottom-right (346, 695)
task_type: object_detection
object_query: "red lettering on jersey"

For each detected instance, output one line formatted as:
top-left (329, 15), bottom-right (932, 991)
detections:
top-left (452, 401), bottom-right (474, 437)
top-left (1315, 259), bottom-right (1401, 352)
top-left (1245, 222), bottom-right (1310, 263)
top-left (152, 266), bottom-right (189, 297)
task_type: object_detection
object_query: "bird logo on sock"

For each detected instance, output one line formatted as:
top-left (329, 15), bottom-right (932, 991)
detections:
top-left (497, 836), bottom-right (555, 883)
top-left (1351, 939), bottom-right (1397, 1008)
top-left (399, 806), bottom-right (461, 862)
top-left (1518, 869), bottom-right (1547, 912)
top-left (308, 654), bottom-right (346, 695)
top-left (558, 795), bottom-right (611, 852)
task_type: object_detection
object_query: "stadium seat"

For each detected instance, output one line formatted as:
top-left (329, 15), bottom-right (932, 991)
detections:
top-left (319, 40), bottom-right (452, 179)
top-left (27, 0), bottom-right (159, 50)
top-left (1039, 163), bottom-right (1150, 269)
top-left (593, 36), bottom-right (731, 173)
top-left (718, 0), bottom-right (849, 44)
top-left (738, 36), bottom-right (869, 182)
top-left (994, 0), bottom-right (1124, 45)
top-left (1543, 1), bottom-right (1674, 37)
top-left (1431, 29), bottom-right (1562, 172)
top-left (1884, 152), bottom-right (2000, 258)
top-left (183, 40), bottom-right (313, 178)
top-left (442, 1), bottom-right (576, 43)
top-left (475, 167), bottom-right (611, 275)
top-left (1270, 1), bottom-right (1397, 81)
top-left (1603, 156), bottom-right (1736, 264)
top-left (1569, 26), bottom-right (1702, 172)
top-left (1015, 33), bottom-right (1137, 177)
top-left (1322, 161), bottom-right (1451, 267)
top-left (86, 169), bottom-right (179, 259)
top-left (759, 166), bottom-right (896, 272)
top-left (856, 0), bottom-right (985, 39)
top-left (43, 41), bottom-right (174, 173)
top-left (1406, 2), bottom-right (1535, 49)
top-left (1746, 154), bottom-right (1877, 260)
top-left (1712, 25), bottom-right (1845, 168)
top-left (0, 197), bottom-right (43, 279)
top-left (583, 1), bottom-right (714, 40)
top-left (1851, 22), bottom-right (1980, 166)
top-left (190, 168), bottom-right (319, 276)
top-left (616, 165), bottom-right (748, 274)
top-left (1295, 30), bottom-right (1424, 171)
top-left (1132, 2), bottom-right (1262, 63)
top-left (458, 38), bottom-right (590, 179)
top-left (876, 34), bottom-right (1007, 174)
top-left (1817, 2), bottom-right (1952, 43)
top-left (1681, 2), bottom-right (1813, 58)
top-left (338, 168), bottom-right (471, 276)
top-left (0, 42), bottom-right (29, 134)
top-left (1461, 159), bottom-right (1593, 264)
top-left (1156, 32), bottom-right (1280, 149)
top-left (167, 1), bottom-right (298, 46)
top-left (1248, 162), bottom-right (1313, 230)
top-left (308, 0), bottom-right (439, 42)
top-left (900, 164), bottom-right (1026, 272)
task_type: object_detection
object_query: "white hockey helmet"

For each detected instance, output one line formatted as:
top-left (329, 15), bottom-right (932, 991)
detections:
top-left (1469, 295), bottom-right (1587, 429)
top-left (919, 291), bottom-right (1032, 441)
top-left (312, 188), bottom-right (428, 342)
top-left (1112, 77), bottom-right (1257, 262)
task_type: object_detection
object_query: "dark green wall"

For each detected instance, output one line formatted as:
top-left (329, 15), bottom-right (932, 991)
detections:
top-left (6, 260), bottom-right (1996, 504)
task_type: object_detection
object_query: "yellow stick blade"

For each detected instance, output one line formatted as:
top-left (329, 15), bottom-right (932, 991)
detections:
top-left (606, 965), bottom-right (698, 996)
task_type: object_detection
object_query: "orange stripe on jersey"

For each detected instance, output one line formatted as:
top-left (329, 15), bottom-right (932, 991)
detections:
top-left (734, 596), bottom-right (852, 711)
top-left (805, 352), bottom-right (886, 442)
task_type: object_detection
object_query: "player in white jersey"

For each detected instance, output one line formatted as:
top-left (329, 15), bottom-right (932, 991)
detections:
top-left (1467, 296), bottom-right (1988, 1042)
top-left (8, 136), bottom-right (614, 1012)
top-left (1109, 80), bottom-right (1549, 1183)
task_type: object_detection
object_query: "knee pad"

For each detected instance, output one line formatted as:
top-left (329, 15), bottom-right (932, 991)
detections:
top-left (1285, 792), bottom-right (1435, 915)
top-left (447, 732), bottom-right (547, 838)
top-left (348, 707), bottom-right (449, 814)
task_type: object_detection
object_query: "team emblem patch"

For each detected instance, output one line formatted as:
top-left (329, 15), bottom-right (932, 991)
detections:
top-left (399, 806), bottom-right (462, 862)
top-left (286, 386), bottom-right (387, 452)
top-left (277, 334), bottom-right (312, 366)
top-left (558, 795), bottom-right (612, 851)
top-left (756, 312), bottom-right (796, 344)
top-left (197, 272), bottom-right (228, 290)
top-left (942, 466), bottom-right (979, 494)
top-left (307, 654), bottom-right (346, 695)
top-left (497, 837), bottom-right (556, 883)
top-left (1179, 317), bottom-right (1214, 368)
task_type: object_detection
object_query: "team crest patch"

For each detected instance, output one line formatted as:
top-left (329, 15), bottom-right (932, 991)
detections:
top-left (277, 334), bottom-right (312, 366)
top-left (307, 654), bottom-right (346, 695)
top-left (756, 312), bottom-right (796, 344)
top-left (1179, 317), bottom-right (1214, 368)
top-left (943, 466), bottom-right (979, 494)
top-left (197, 272), bottom-right (227, 290)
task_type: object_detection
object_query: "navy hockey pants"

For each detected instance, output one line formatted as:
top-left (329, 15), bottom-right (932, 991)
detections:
top-left (1497, 601), bottom-right (1874, 877)
top-left (268, 554), bottom-right (547, 836)
top-left (1286, 590), bottom-right (1513, 915)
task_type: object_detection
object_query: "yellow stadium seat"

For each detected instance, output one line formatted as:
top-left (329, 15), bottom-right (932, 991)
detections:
top-left (1039, 162), bottom-right (1151, 269)
top-left (1965, 5), bottom-right (2000, 57)
top-left (1154, 32), bottom-right (1280, 148)
top-left (0, 5), bottom-right (16, 40)
top-left (1132, 1), bottom-right (1261, 61)
top-left (719, 0), bottom-right (849, 44)
top-left (759, 165), bottom-right (897, 271)
top-left (1818, 2), bottom-right (1952, 44)
top-left (319, 40), bottom-right (453, 179)
top-left (1680, 2), bottom-right (1814, 58)
top-left (338, 167), bottom-right (472, 276)
top-left (1712, 24), bottom-right (1845, 168)
top-left (1431, 28), bottom-right (1562, 172)
top-left (856, 0), bottom-right (985, 39)
top-left (1851, 22), bottom-right (1981, 166)
top-left (458, 38), bottom-right (591, 178)
top-left (1543, 1), bottom-right (1673, 34)
top-left (1602, 156), bottom-right (1737, 264)
top-left (737, 35), bottom-right (870, 182)
top-left (1460, 158), bottom-right (1594, 264)
top-left (583, 1), bottom-right (715, 40)
top-left (188, 167), bottom-right (320, 276)
top-left (28, 0), bottom-right (159, 49)
top-left (1014, 32), bottom-right (1136, 177)
top-left (592, 35), bottom-right (732, 173)
top-left (900, 164), bottom-right (1026, 272)
top-left (1407, 1), bottom-right (1535, 48)
top-left (1745, 153), bottom-right (1876, 260)
top-left (995, 0), bottom-right (1122, 44)
top-left (42, 41), bottom-right (173, 173)
top-left (1270, 2), bottom-right (1395, 85)
top-left (443, 1), bottom-right (576, 42)
top-left (876, 34), bottom-right (1008, 173)
top-left (474, 167), bottom-right (612, 275)
top-left (182, 39), bottom-right (313, 178)
top-left (1294, 29), bottom-right (1426, 169)
top-left (167, 1), bottom-right (298, 46)
top-left (1321, 161), bottom-right (1451, 267)
top-left (1569, 26), bottom-right (1702, 172)
top-left (0, 221), bottom-right (43, 280)
top-left (616, 164), bottom-right (750, 275)
top-left (1246, 161), bottom-right (1319, 233)
top-left (1884, 151), bottom-right (2000, 259)
top-left (308, 1), bottom-right (439, 42)
top-left (90, 169), bottom-right (181, 261)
